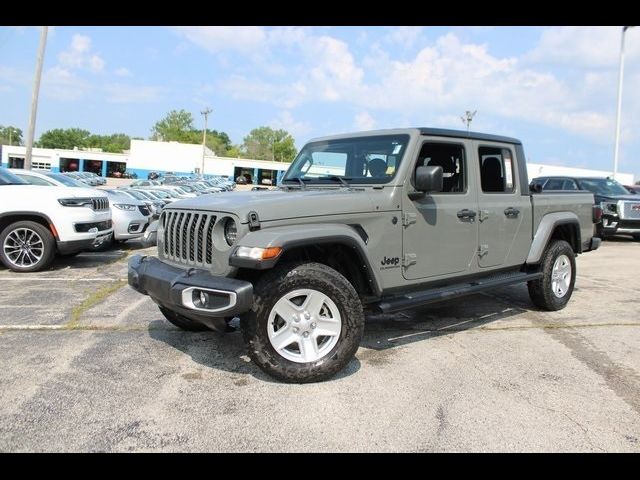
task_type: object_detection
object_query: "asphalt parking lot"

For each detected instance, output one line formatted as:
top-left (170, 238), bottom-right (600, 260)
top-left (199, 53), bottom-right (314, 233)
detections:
top-left (0, 239), bottom-right (639, 452)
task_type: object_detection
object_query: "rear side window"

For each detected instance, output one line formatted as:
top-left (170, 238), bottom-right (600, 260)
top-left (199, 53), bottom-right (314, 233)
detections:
top-left (478, 146), bottom-right (515, 193)
top-left (563, 179), bottom-right (578, 190)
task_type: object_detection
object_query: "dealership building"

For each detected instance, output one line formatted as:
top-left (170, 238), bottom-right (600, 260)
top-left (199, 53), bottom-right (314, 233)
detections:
top-left (0, 139), bottom-right (291, 185)
top-left (1, 139), bottom-right (635, 185)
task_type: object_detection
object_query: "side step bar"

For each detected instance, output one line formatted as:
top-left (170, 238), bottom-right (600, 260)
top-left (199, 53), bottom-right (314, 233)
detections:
top-left (375, 271), bottom-right (543, 314)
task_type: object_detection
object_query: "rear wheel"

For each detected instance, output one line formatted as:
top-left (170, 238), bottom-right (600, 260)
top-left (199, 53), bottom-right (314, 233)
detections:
top-left (527, 240), bottom-right (576, 311)
top-left (633, 234), bottom-right (640, 242)
top-left (158, 306), bottom-right (211, 331)
top-left (0, 221), bottom-right (55, 272)
top-left (241, 262), bottom-right (364, 383)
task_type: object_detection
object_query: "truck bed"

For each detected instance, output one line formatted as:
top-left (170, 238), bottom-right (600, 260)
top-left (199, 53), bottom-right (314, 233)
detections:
top-left (531, 191), bottom-right (595, 250)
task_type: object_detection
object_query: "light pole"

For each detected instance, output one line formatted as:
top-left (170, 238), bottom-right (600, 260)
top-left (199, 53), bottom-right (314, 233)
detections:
top-left (8, 127), bottom-right (15, 146)
top-left (24, 26), bottom-right (48, 170)
top-left (613, 26), bottom-right (635, 179)
top-left (200, 107), bottom-right (212, 175)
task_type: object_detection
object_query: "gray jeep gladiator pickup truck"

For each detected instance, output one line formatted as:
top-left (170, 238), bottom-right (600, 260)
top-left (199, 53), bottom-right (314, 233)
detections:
top-left (128, 128), bottom-right (601, 382)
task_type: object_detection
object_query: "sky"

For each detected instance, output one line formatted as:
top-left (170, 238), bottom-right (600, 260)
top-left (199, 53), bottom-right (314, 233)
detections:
top-left (1, 26), bottom-right (639, 178)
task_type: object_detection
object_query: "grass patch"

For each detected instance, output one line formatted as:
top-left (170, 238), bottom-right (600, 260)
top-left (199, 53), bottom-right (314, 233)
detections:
top-left (66, 279), bottom-right (127, 329)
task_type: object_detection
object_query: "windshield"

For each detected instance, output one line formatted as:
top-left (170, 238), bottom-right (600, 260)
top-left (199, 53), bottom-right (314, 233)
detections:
top-left (45, 173), bottom-right (86, 187)
top-left (123, 190), bottom-right (146, 200)
top-left (578, 178), bottom-right (630, 196)
top-left (0, 168), bottom-right (28, 185)
top-left (283, 134), bottom-right (410, 185)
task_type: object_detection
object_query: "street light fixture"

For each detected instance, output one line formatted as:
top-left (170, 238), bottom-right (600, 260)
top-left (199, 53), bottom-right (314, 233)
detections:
top-left (613, 26), bottom-right (635, 179)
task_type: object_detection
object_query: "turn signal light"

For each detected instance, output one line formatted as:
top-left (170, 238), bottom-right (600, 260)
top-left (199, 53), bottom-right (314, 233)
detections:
top-left (235, 246), bottom-right (282, 260)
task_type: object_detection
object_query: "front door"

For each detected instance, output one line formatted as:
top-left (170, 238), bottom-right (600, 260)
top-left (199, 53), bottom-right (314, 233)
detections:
top-left (402, 139), bottom-right (479, 280)
top-left (474, 141), bottom-right (531, 268)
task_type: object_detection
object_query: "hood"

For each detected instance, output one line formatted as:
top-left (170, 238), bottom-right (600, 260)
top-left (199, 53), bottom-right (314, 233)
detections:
top-left (166, 188), bottom-right (377, 223)
top-left (596, 194), bottom-right (640, 202)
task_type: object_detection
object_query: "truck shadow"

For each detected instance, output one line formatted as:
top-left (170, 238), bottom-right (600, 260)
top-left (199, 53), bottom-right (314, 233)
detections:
top-left (147, 284), bottom-right (537, 382)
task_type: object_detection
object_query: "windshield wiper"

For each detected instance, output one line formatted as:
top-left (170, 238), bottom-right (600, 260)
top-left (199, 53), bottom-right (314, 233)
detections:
top-left (323, 175), bottom-right (351, 188)
top-left (282, 177), bottom-right (308, 189)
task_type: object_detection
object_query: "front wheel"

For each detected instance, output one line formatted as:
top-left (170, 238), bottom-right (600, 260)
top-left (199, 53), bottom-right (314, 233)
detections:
top-left (0, 221), bottom-right (56, 272)
top-left (241, 262), bottom-right (364, 383)
top-left (527, 240), bottom-right (576, 311)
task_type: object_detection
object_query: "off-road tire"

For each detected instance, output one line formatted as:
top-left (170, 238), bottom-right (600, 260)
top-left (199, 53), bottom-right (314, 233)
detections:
top-left (527, 240), bottom-right (576, 311)
top-left (241, 262), bottom-right (365, 383)
top-left (158, 305), bottom-right (211, 331)
top-left (0, 220), bottom-right (55, 272)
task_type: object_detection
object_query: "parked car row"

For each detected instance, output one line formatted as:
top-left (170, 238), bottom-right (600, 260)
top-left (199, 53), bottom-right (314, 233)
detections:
top-left (62, 171), bottom-right (107, 186)
top-left (0, 167), bottom-right (155, 272)
top-left (530, 176), bottom-right (640, 241)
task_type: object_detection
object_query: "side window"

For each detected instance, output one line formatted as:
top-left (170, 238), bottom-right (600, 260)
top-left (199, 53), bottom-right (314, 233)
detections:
top-left (544, 178), bottom-right (565, 190)
top-left (563, 179), bottom-right (578, 191)
top-left (478, 146), bottom-right (515, 193)
top-left (416, 142), bottom-right (466, 193)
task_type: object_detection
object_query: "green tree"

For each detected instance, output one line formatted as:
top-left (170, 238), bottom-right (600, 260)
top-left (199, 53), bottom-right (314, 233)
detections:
top-left (0, 125), bottom-right (23, 145)
top-left (37, 128), bottom-right (91, 149)
top-left (242, 127), bottom-right (297, 162)
top-left (151, 109), bottom-right (195, 142)
top-left (86, 133), bottom-right (131, 153)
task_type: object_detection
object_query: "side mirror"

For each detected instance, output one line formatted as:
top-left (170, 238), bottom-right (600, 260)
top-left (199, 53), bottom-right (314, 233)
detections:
top-left (415, 165), bottom-right (443, 193)
top-left (530, 183), bottom-right (543, 193)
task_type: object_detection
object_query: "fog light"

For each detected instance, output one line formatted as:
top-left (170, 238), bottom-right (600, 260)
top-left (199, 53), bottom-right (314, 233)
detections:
top-left (199, 290), bottom-right (208, 307)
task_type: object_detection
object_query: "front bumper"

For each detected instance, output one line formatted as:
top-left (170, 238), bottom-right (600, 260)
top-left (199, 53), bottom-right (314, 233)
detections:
top-left (128, 255), bottom-right (253, 331)
top-left (57, 231), bottom-right (113, 254)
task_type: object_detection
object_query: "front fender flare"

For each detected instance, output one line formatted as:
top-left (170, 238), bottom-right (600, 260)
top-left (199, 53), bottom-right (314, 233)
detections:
top-left (229, 223), bottom-right (382, 296)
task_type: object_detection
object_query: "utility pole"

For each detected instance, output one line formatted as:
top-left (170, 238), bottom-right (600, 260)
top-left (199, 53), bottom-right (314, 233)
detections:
top-left (200, 107), bottom-right (212, 175)
top-left (8, 128), bottom-right (13, 146)
top-left (613, 26), bottom-right (635, 179)
top-left (24, 26), bottom-right (48, 170)
top-left (461, 110), bottom-right (477, 133)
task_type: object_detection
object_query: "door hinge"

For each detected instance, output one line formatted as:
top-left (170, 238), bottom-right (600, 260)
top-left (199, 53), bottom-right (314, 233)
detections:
top-left (478, 210), bottom-right (490, 222)
top-left (403, 253), bottom-right (417, 267)
top-left (402, 213), bottom-right (417, 227)
top-left (478, 244), bottom-right (489, 258)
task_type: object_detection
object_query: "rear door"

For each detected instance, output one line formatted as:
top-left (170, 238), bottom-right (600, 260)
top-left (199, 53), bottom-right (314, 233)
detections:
top-left (474, 142), bottom-right (531, 269)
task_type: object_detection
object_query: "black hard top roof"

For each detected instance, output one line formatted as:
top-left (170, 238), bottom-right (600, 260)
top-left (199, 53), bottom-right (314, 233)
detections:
top-left (418, 128), bottom-right (521, 145)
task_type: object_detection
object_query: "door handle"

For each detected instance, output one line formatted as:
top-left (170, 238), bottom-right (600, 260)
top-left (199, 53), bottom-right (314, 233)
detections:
top-left (457, 209), bottom-right (477, 222)
top-left (504, 207), bottom-right (520, 218)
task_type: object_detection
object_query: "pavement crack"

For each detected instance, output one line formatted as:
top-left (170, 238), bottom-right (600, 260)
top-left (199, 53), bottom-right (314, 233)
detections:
top-left (65, 280), bottom-right (127, 329)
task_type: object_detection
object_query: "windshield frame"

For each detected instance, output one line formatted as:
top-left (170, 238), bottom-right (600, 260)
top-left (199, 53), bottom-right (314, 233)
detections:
top-left (283, 134), bottom-right (411, 186)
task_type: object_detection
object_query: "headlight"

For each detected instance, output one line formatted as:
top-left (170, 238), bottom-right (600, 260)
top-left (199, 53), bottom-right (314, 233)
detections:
top-left (113, 204), bottom-right (137, 211)
top-left (58, 197), bottom-right (93, 207)
top-left (224, 218), bottom-right (238, 246)
top-left (601, 202), bottom-right (617, 213)
top-left (235, 246), bottom-right (282, 260)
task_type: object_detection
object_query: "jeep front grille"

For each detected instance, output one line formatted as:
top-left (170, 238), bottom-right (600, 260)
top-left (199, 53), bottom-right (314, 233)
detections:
top-left (91, 197), bottom-right (109, 211)
top-left (161, 210), bottom-right (217, 266)
top-left (620, 201), bottom-right (640, 220)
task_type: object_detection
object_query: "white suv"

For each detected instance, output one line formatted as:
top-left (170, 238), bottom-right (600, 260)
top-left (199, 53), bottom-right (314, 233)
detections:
top-left (0, 168), bottom-right (113, 272)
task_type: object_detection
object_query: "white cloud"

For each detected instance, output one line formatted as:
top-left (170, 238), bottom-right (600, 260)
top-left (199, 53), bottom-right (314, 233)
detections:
top-left (58, 34), bottom-right (105, 73)
top-left (103, 83), bottom-right (164, 103)
top-left (384, 27), bottom-right (424, 47)
top-left (354, 111), bottom-right (376, 131)
top-left (526, 26), bottom-right (640, 68)
top-left (114, 67), bottom-right (131, 77)
top-left (42, 66), bottom-right (90, 101)
top-left (270, 110), bottom-right (312, 140)
top-left (171, 26), bottom-right (266, 54)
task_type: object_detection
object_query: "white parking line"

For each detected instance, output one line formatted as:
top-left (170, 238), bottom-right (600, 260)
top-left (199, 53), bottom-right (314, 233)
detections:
top-left (0, 325), bottom-right (67, 330)
top-left (114, 296), bottom-right (151, 323)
